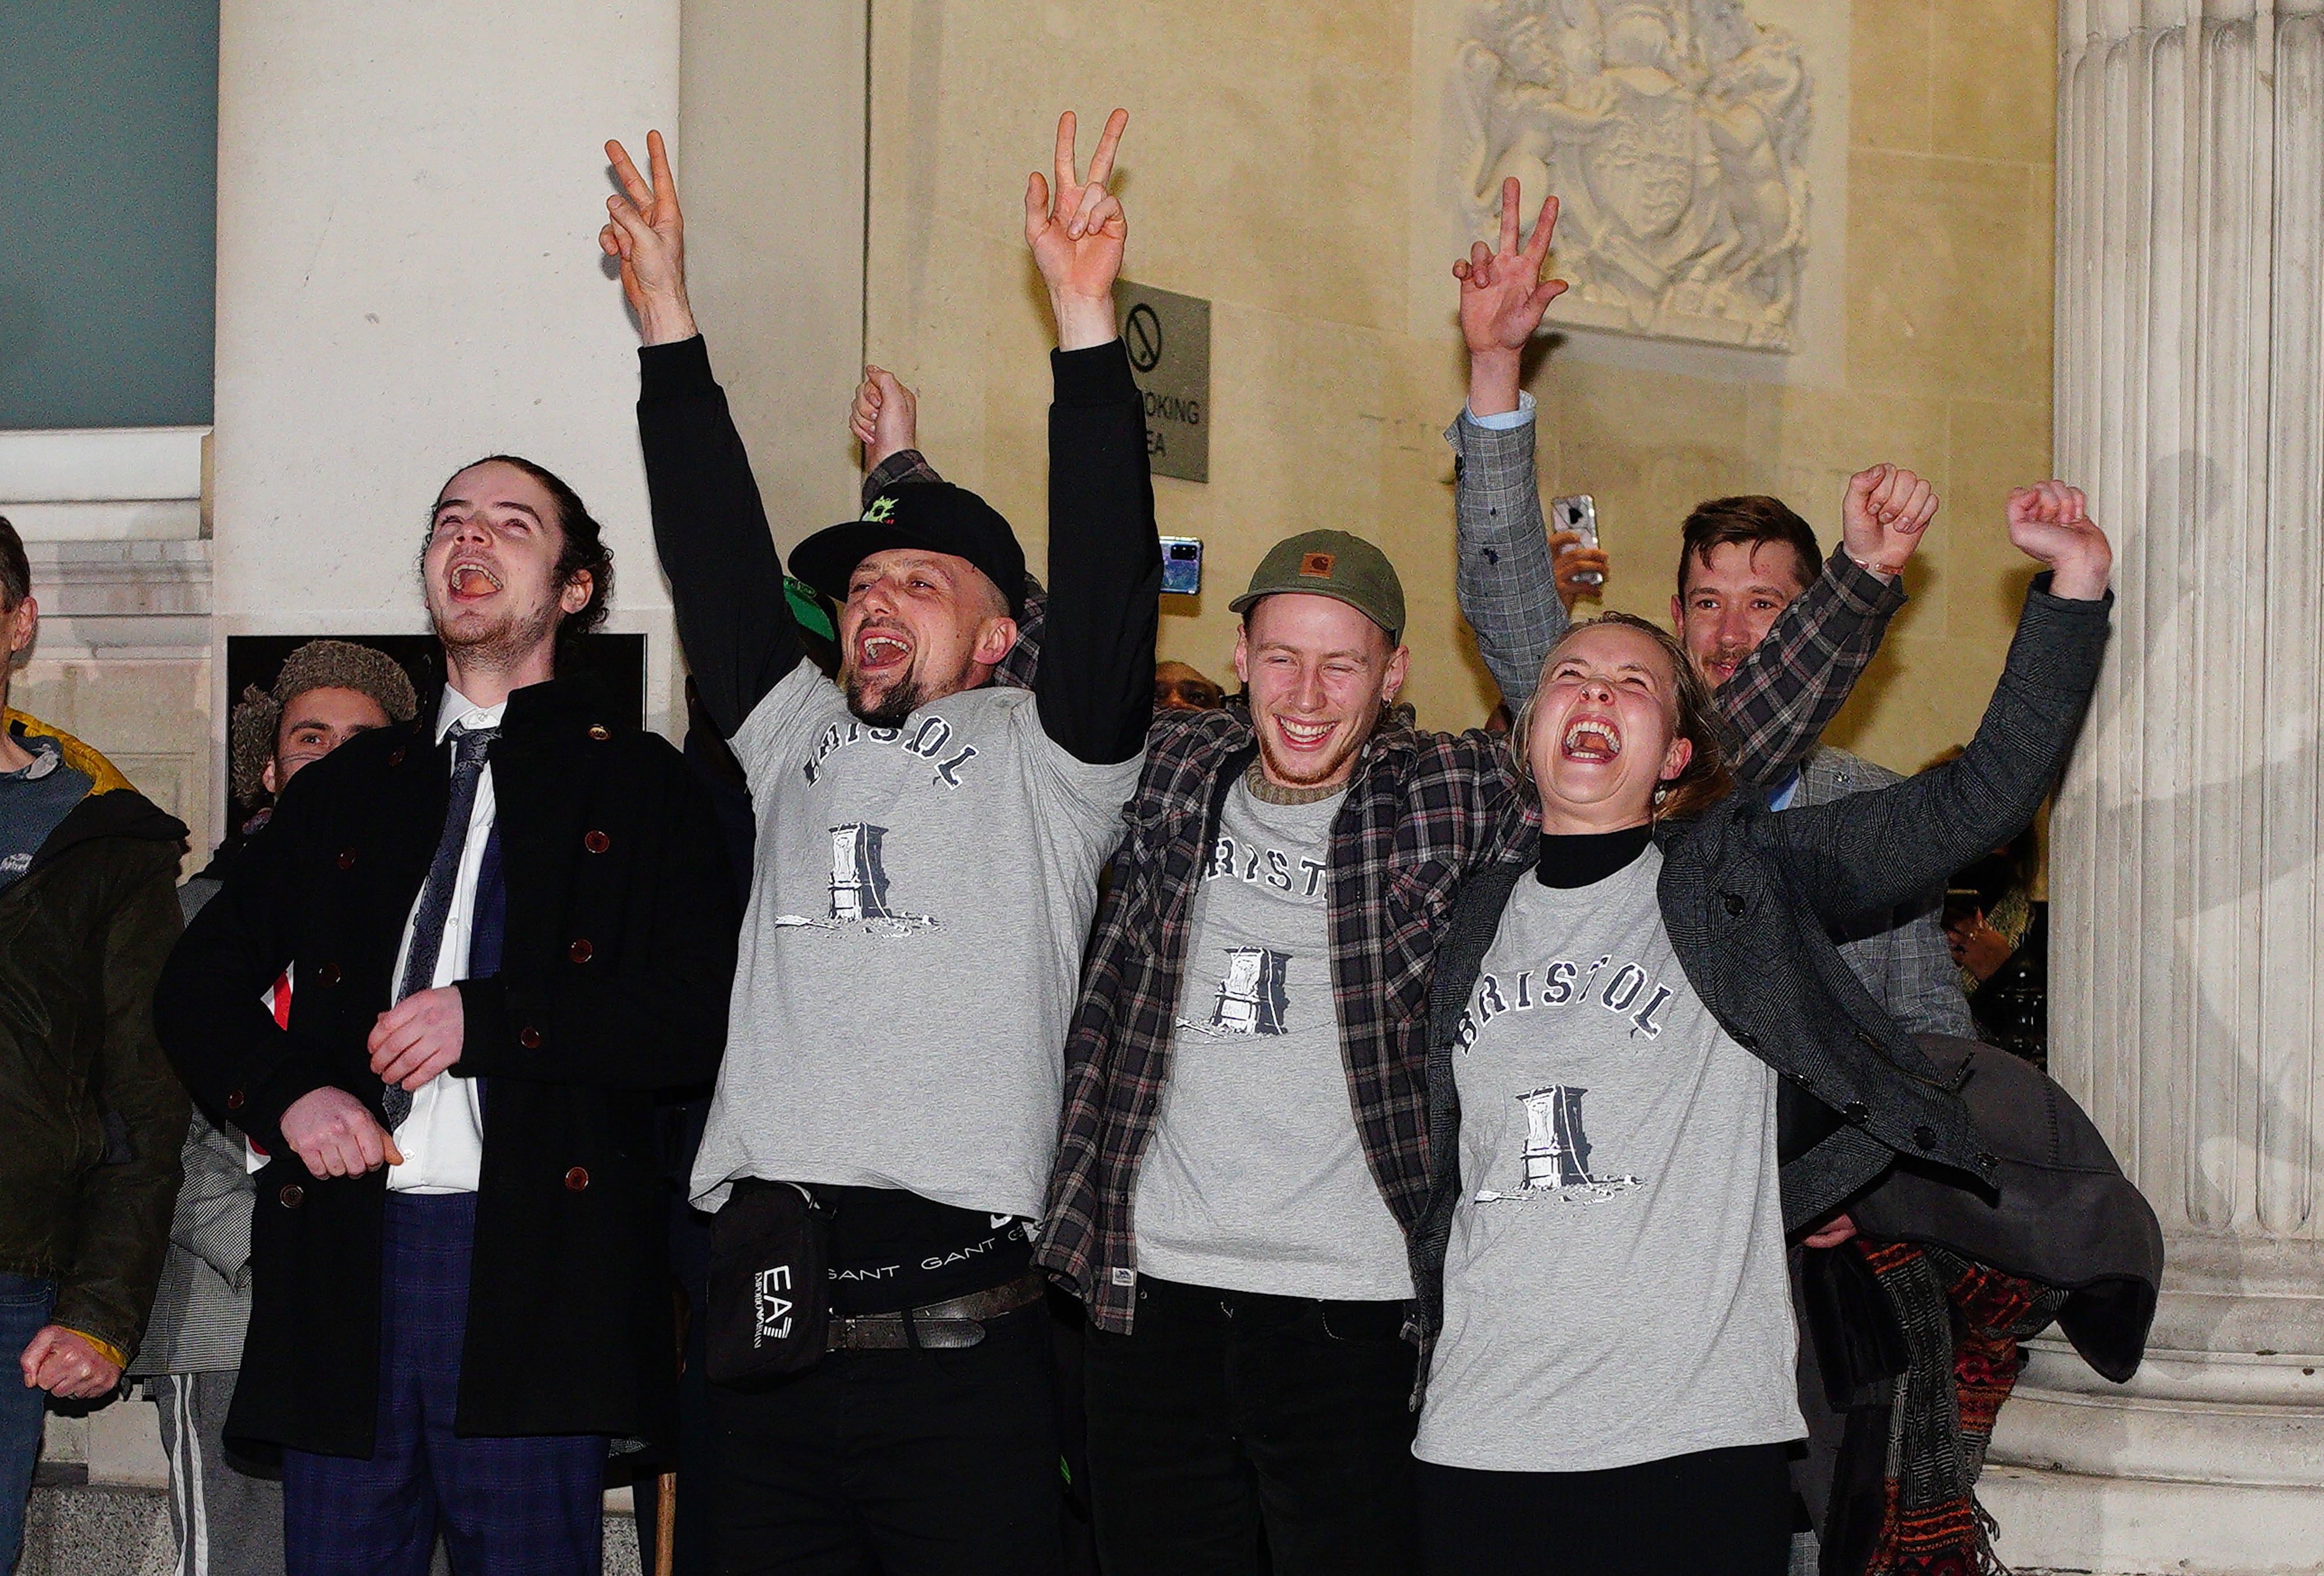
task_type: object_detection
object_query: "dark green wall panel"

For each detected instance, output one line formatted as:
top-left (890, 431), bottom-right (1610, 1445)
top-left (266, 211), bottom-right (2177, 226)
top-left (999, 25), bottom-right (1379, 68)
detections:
top-left (1, 1), bottom-right (218, 429)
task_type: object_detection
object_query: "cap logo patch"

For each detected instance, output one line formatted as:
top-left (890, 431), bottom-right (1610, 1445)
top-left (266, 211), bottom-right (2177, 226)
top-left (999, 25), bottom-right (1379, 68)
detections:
top-left (862, 496), bottom-right (899, 523)
top-left (1300, 552), bottom-right (1336, 577)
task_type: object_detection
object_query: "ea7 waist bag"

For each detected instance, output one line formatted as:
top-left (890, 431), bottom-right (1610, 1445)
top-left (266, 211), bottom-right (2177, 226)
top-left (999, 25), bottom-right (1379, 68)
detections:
top-left (706, 1179), bottom-right (829, 1388)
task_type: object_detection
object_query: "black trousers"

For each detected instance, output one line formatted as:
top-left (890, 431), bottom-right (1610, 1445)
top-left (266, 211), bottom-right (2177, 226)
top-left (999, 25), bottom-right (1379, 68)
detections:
top-left (706, 1304), bottom-right (1063, 1576)
top-left (1415, 1443), bottom-right (1793, 1576)
top-left (1081, 1275), bottom-right (1417, 1576)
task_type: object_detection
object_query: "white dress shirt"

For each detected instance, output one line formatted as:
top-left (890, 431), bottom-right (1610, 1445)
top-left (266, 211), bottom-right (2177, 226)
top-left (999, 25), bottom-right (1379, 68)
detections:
top-left (384, 687), bottom-right (504, 1194)
top-left (1464, 389), bottom-right (1537, 430)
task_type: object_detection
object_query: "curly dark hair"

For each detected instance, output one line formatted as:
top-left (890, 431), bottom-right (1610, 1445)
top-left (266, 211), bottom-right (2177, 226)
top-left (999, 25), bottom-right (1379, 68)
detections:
top-left (425, 455), bottom-right (614, 665)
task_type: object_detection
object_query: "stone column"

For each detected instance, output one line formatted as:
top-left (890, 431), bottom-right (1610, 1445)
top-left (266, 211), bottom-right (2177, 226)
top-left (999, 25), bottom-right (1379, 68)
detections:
top-left (1982, 3), bottom-right (2324, 1570)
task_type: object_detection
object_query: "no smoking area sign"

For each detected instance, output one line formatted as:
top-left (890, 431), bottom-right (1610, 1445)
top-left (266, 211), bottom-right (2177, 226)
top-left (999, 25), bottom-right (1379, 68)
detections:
top-left (1115, 281), bottom-right (1210, 483)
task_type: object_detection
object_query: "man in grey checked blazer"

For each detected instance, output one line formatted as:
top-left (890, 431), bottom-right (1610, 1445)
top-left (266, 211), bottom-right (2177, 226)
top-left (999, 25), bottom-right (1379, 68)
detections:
top-left (1666, 491), bottom-right (1975, 1037)
top-left (1784, 744), bottom-right (1975, 1036)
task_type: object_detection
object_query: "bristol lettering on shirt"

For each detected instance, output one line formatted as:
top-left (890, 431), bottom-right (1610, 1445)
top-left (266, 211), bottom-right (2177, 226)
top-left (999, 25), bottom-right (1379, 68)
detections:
top-left (1204, 828), bottom-right (1328, 900)
top-left (1452, 952), bottom-right (1679, 1049)
top-left (798, 713), bottom-right (982, 789)
top-left (1414, 847), bottom-right (1802, 1473)
top-left (1178, 809), bottom-right (1332, 1042)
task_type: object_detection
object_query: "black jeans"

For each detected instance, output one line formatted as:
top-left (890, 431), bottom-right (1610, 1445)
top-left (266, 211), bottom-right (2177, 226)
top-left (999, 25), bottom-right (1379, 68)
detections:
top-left (1415, 1443), bottom-right (1792, 1576)
top-left (1081, 1275), bottom-right (1417, 1576)
top-left (707, 1304), bottom-right (1062, 1576)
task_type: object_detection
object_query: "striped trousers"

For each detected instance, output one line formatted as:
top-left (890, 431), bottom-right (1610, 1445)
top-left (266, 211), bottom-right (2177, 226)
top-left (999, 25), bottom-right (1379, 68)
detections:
top-left (153, 1372), bottom-right (285, 1576)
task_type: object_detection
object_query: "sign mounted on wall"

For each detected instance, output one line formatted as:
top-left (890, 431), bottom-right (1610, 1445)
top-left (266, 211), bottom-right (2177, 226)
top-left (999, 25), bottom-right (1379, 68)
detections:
top-left (1116, 281), bottom-right (1210, 483)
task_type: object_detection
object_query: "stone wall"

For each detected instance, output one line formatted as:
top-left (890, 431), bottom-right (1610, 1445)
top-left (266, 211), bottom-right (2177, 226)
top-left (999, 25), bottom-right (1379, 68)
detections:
top-left (859, 0), bottom-right (2057, 771)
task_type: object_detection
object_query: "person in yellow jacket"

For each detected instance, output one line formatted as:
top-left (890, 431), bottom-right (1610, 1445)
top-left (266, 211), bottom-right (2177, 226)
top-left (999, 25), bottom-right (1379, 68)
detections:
top-left (0, 517), bottom-right (189, 1574)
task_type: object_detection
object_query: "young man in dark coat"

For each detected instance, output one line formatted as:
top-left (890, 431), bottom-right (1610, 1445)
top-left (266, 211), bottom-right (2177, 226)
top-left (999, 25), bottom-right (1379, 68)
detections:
top-left (156, 465), bottom-right (741, 1576)
top-left (0, 516), bottom-right (191, 1575)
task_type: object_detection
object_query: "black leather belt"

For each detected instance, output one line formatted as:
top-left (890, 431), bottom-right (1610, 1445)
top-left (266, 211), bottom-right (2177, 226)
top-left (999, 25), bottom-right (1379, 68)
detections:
top-left (826, 1271), bottom-right (1047, 1351)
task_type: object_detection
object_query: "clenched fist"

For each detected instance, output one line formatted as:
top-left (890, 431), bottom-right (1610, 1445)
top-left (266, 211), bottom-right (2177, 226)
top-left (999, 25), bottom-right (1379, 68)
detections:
top-left (2007, 480), bottom-right (2113, 601)
top-left (279, 1086), bottom-right (404, 1179)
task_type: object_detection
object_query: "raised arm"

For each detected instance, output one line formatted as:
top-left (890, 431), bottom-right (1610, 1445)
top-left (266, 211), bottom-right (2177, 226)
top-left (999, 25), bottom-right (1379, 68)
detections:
top-left (1715, 464), bottom-right (1938, 789)
top-left (851, 368), bottom-right (944, 497)
top-left (1023, 109), bottom-right (1159, 765)
top-left (1761, 483), bottom-right (2114, 921)
top-left (1449, 178), bottom-right (1571, 710)
top-left (604, 131), bottom-right (804, 738)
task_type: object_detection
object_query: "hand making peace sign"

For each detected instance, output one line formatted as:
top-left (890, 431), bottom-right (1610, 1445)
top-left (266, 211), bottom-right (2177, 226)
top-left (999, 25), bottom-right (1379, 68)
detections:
top-left (1025, 109), bottom-right (1130, 351)
top-left (600, 129), bottom-right (696, 346)
top-left (1457, 177), bottom-right (1569, 416)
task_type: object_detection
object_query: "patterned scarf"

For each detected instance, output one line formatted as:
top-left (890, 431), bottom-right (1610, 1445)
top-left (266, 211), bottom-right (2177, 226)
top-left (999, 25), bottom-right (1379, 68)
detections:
top-left (1855, 1240), bottom-right (2068, 1575)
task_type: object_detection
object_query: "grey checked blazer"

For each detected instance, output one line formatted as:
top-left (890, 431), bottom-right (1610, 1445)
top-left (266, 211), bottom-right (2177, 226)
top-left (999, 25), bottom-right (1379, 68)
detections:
top-left (1784, 746), bottom-right (1977, 1038)
top-left (128, 874), bottom-right (255, 1376)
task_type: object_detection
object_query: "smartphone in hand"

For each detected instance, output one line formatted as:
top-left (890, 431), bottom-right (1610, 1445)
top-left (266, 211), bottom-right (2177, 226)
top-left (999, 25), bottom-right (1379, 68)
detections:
top-left (1550, 496), bottom-right (1602, 586)
top-left (1161, 537), bottom-right (1204, 595)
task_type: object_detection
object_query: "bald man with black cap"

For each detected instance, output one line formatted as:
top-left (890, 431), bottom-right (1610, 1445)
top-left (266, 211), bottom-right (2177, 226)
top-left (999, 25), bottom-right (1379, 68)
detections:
top-left (605, 111), bottom-right (1155, 1574)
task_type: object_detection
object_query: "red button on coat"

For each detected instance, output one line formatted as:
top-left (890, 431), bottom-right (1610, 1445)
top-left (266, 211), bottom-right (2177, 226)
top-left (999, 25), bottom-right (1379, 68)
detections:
top-left (564, 1167), bottom-right (589, 1192)
top-left (279, 1185), bottom-right (305, 1209)
top-left (519, 1026), bottom-right (541, 1049)
top-left (226, 1090), bottom-right (246, 1111)
top-left (568, 939), bottom-right (594, 964)
top-left (336, 849), bottom-right (357, 870)
top-left (583, 830), bottom-right (610, 854)
top-left (388, 746), bottom-right (407, 767)
top-left (316, 964), bottom-right (342, 986)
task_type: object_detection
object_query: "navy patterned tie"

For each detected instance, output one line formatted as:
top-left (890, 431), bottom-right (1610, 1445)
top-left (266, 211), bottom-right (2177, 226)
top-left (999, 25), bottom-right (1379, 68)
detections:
top-left (383, 722), bottom-right (498, 1129)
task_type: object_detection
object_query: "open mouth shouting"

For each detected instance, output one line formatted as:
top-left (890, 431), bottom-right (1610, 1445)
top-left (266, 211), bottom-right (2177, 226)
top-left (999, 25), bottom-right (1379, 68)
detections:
top-left (1561, 716), bottom-right (1623, 763)
top-left (446, 559), bottom-right (504, 602)
top-left (853, 623), bottom-right (914, 678)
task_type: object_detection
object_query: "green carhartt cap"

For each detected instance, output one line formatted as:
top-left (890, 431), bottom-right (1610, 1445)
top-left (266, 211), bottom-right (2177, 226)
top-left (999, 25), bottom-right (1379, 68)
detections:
top-left (1229, 530), bottom-right (1406, 642)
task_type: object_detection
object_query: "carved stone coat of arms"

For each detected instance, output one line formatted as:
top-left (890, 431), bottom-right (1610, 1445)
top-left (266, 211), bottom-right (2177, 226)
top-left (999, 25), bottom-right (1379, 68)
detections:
top-left (1447, 0), bottom-right (1812, 350)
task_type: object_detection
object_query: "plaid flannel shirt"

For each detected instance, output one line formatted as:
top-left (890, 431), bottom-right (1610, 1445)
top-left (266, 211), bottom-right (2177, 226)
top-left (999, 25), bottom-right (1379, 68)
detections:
top-left (877, 426), bottom-right (1906, 1331)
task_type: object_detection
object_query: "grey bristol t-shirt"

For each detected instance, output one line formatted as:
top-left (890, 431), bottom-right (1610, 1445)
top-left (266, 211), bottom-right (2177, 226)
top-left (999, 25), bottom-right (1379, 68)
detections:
top-left (691, 663), bottom-right (1141, 1219)
top-left (1415, 845), bottom-right (1802, 1472)
top-left (1133, 777), bottom-right (1415, 1301)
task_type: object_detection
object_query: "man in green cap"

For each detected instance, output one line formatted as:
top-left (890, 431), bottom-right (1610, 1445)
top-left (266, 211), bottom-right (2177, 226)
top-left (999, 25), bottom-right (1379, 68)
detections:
top-left (856, 177), bottom-right (1925, 1576)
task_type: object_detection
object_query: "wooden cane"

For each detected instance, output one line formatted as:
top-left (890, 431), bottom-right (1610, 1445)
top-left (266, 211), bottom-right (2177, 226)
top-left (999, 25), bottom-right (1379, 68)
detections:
top-left (654, 1275), bottom-right (688, 1576)
top-left (654, 1471), bottom-right (677, 1576)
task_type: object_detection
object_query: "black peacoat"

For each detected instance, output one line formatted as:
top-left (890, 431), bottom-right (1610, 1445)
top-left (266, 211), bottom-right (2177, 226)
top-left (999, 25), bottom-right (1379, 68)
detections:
top-left (155, 673), bottom-right (740, 1460)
